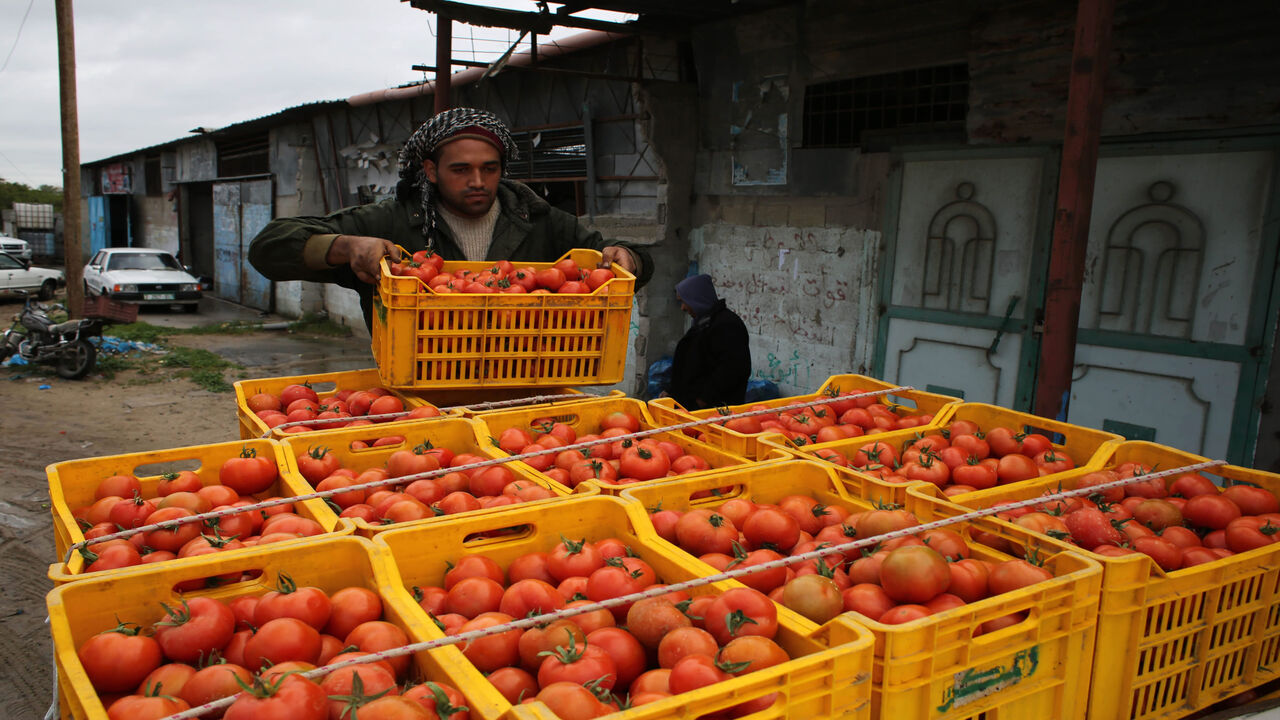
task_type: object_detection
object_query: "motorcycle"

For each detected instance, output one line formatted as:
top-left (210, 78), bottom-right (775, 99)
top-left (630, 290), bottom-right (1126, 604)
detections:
top-left (1, 292), bottom-right (102, 379)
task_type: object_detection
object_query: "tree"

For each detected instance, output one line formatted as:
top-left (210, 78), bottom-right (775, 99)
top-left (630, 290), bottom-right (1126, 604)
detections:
top-left (0, 179), bottom-right (64, 213)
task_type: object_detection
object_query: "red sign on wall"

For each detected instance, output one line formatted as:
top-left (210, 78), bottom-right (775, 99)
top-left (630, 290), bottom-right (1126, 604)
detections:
top-left (101, 163), bottom-right (132, 194)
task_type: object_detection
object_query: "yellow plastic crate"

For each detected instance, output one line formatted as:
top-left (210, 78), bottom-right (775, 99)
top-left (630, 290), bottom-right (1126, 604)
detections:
top-left (474, 396), bottom-right (780, 495)
top-left (648, 374), bottom-right (961, 460)
top-left (620, 460), bottom-right (1103, 720)
top-left (373, 249), bottom-right (635, 389)
top-left (926, 441), bottom-right (1280, 720)
top-left (373, 495), bottom-right (874, 720)
top-left (48, 536), bottom-right (457, 720)
top-left (47, 438), bottom-right (345, 583)
top-left (235, 367), bottom-right (442, 440)
top-left (765, 401), bottom-right (1124, 490)
top-left (403, 386), bottom-right (625, 417)
top-left (278, 417), bottom-right (582, 537)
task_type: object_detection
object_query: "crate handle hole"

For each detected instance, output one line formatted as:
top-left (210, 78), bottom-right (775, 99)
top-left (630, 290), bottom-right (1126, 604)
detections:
top-left (169, 568), bottom-right (265, 595)
top-left (462, 523), bottom-right (536, 547)
top-left (349, 436), bottom-right (406, 452)
top-left (133, 458), bottom-right (202, 478)
top-left (970, 607), bottom-right (1039, 643)
top-left (689, 484), bottom-right (747, 505)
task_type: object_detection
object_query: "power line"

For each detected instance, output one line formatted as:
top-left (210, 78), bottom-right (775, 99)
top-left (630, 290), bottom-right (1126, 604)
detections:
top-left (0, 148), bottom-right (33, 183)
top-left (0, 0), bottom-right (37, 74)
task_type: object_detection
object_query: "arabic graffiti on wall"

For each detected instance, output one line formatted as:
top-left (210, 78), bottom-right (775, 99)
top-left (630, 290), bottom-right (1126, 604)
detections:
top-left (696, 225), bottom-right (878, 394)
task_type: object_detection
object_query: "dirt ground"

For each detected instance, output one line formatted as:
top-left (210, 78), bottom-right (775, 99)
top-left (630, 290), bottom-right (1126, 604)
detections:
top-left (0, 296), bottom-right (374, 718)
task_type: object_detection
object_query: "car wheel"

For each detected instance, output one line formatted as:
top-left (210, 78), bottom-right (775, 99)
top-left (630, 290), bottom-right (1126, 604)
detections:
top-left (38, 280), bottom-right (56, 301)
top-left (183, 301), bottom-right (201, 314)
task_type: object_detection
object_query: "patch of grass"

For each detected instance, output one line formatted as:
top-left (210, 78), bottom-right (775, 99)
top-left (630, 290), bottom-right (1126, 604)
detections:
top-left (106, 320), bottom-right (259, 343)
top-left (156, 346), bottom-right (238, 392)
top-left (103, 322), bottom-right (168, 344)
top-left (287, 313), bottom-right (352, 337)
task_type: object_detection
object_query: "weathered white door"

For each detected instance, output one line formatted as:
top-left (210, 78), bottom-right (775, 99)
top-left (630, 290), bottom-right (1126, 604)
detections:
top-left (1068, 146), bottom-right (1277, 462)
top-left (876, 150), bottom-right (1055, 409)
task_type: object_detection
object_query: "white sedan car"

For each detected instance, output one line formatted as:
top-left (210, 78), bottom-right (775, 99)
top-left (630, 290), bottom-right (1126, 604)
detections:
top-left (0, 251), bottom-right (64, 299)
top-left (83, 248), bottom-right (202, 312)
top-left (0, 235), bottom-right (32, 262)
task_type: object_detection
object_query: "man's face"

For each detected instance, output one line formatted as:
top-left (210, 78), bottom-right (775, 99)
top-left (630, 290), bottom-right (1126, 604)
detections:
top-left (423, 138), bottom-right (502, 218)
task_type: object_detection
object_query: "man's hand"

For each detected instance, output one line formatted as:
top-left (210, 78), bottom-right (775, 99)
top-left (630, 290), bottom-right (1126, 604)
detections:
top-left (328, 235), bottom-right (400, 284)
top-left (600, 245), bottom-right (638, 275)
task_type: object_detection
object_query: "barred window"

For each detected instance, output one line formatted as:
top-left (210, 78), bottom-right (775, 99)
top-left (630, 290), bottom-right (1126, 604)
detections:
top-left (804, 63), bottom-right (969, 148)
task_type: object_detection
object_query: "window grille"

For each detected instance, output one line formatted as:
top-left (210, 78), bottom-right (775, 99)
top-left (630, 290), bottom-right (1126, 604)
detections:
top-left (804, 63), bottom-right (968, 148)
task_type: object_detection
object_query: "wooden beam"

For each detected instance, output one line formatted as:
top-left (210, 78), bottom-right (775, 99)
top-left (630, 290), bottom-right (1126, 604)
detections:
top-left (435, 13), bottom-right (452, 113)
top-left (1033, 0), bottom-right (1116, 420)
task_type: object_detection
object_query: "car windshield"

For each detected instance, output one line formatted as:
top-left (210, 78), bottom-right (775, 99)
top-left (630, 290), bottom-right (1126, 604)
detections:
top-left (107, 253), bottom-right (181, 271)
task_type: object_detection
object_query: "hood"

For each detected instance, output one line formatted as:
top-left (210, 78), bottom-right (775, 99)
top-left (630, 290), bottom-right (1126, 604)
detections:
top-left (675, 274), bottom-right (719, 317)
top-left (103, 268), bottom-right (198, 284)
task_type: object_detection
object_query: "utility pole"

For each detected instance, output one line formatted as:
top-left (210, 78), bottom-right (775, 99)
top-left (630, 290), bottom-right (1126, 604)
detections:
top-left (1033, 0), bottom-right (1115, 421)
top-left (56, 0), bottom-right (83, 316)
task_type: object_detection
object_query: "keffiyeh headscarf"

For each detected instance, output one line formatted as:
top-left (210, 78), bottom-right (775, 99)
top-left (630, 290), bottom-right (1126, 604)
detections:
top-left (397, 107), bottom-right (519, 244)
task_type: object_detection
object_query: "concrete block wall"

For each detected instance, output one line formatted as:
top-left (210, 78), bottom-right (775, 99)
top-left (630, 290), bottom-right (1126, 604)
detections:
top-left (136, 195), bottom-right (180, 256)
top-left (688, 200), bottom-right (883, 397)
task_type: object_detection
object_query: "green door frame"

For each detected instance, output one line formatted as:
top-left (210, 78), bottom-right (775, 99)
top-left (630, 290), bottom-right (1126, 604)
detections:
top-left (872, 145), bottom-right (1059, 412)
top-left (1082, 134), bottom-right (1280, 464)
top-left (873, 133), bottom-right (1280, 465)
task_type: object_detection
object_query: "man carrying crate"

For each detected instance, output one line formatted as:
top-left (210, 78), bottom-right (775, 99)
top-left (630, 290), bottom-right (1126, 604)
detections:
top-left (248, 108), bottom-right (653, 329)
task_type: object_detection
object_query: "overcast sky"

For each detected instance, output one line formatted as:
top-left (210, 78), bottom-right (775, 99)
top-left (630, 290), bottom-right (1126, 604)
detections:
top-left (0, 0), bottom-right (619, 188)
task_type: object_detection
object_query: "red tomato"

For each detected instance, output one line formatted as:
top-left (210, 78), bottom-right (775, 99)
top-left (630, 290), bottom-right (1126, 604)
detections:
top-left (879, 545), bottom-right (951, 604)
top-left (674, 508), bottom-right (739, 556)
top-left (224, 674), bottom-right (328, 720)
top-left (986, 559), bottom-right (1053, 595)
top-left (78, 624), bottom-right (163, 693)
top-left (1064, 508), bottom-right (1125, 548)
top-left (254, 577), bottom-right (332, 631)
top-left (742, 506), bottom-right (801, 552)
top-left (106, 695), bottom-right (190, 720)
top-left (880, 605), bottom-right (933, 625)
top-left (1223, 485), bottom-right (1280, 515)
top-left (668, 654), bottom-right (733, 694)
top-left (219, 447), bottom-right (278, 495)
top-left (180, 663), bottom-right (252, 708)
top-left (243, 617), bottom-right (322, 671)
top-left (153, 597), bottom-right (236, 665)
top-left (996, 454), bottom-right (1039, 483)
top-left (534, 682), bottom-right (611, 720)
top-left (1170, 472), bottom-right (1221, 498)
top-left (985, 427), bottom-right (1023, 456)
top-left (546, 538), bottom-right (605, 583)
top-left (1183, 494), bottom-right (1243, 530)
top-left (458, 612), bottom-right (521, 673)
top-left (536, 634), bottom-right (617, 690)
top-left (781, 574), bottom-right (844, 624)
top-left (499, 578), bottom-right (565, 618)
top-left (840, 583), bottom-right (894, 621)
top-left (703, 587), bottom-right (778, 645)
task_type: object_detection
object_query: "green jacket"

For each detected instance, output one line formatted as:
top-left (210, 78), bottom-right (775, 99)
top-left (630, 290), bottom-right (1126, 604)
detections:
top-left (247, 179), bottom-right (653, 327)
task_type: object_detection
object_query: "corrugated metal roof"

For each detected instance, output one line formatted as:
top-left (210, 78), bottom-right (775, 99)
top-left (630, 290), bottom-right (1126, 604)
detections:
top-left (83, 99), bottom-right (349, 167)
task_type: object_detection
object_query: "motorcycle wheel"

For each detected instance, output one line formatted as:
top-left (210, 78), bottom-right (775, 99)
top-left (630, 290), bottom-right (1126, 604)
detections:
top-left (55, 339), bottom-right (96, 380)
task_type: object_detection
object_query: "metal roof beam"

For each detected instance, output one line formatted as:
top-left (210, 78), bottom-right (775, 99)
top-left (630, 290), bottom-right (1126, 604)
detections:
top-left (406, 0), bottom-right (648, 34)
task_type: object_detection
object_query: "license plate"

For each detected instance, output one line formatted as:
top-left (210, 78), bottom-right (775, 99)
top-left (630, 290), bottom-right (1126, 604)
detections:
top-left (143, 293), bottom-right (173, 300)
